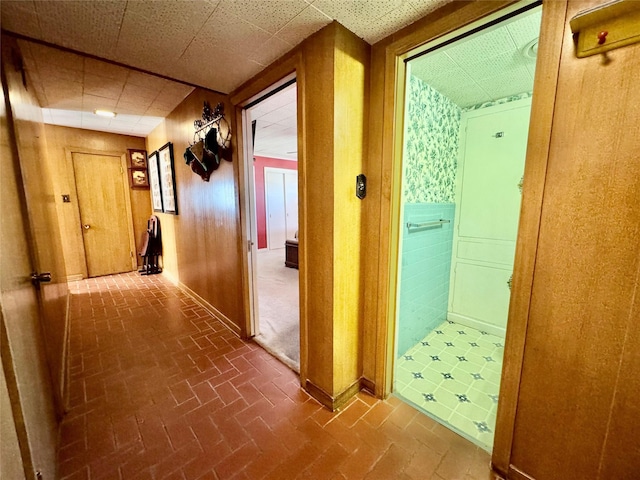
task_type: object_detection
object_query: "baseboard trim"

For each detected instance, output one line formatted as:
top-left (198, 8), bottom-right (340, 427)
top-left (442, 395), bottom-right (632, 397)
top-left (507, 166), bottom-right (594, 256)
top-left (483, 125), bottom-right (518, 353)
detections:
top-left (508, 465), bottom-right (536, 480)
top-left (447, 312), bottom-right (506, 337)
top-left (305, 378), bottom-right (362, 411)
top-left (360, 376), bottom-right (376, 395)
top-left (177, 281), bottom-right (241, 337)
top-left (61, 290), bottom-right (71, 415)
top-left (66, 274), bottom-right (83, 282)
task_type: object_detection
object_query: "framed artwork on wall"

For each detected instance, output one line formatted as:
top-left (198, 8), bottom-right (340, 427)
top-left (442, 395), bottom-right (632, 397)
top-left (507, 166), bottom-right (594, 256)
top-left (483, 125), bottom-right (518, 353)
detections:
top-left (128, 148), bottom-right (148, 168)
top-left (129, 168), bottom-right (149, 189)
top-left (148, 150), bottom-right (164, 212)
top-left (158, 142), bottom-right (178, 215)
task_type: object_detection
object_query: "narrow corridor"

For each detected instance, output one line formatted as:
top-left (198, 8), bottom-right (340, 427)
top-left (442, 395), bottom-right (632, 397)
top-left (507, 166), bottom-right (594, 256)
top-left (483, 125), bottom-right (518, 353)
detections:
top-left (58, 273), bottom-right (492, 479)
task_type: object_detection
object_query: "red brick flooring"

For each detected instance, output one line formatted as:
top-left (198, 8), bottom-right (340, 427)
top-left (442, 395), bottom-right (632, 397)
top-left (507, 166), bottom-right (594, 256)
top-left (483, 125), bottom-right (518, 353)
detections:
top-left (58, 273), bottom-right (493, 480)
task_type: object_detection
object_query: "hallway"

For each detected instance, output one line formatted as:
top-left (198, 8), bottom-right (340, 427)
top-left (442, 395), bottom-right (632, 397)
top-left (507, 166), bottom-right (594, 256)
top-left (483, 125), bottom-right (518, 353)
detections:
top-left (59, 273), bottom-right (492, 480)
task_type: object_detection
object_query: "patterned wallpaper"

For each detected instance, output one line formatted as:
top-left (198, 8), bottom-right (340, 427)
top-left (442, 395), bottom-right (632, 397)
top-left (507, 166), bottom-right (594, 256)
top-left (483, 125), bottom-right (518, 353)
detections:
top-left (463, 91), bottom-right (533, 112)
top-left (403, 75), bottom-right (461, 204)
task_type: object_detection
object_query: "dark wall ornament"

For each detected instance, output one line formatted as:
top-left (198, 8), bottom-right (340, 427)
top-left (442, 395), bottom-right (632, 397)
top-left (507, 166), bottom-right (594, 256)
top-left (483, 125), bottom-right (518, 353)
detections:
top-left (185, 101), bottom-right (232, 181)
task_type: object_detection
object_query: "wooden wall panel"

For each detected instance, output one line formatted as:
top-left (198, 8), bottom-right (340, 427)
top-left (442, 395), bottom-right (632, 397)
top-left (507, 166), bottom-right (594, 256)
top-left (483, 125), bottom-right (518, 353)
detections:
top-left (44, 125), bottom-right (148, 279)
top-left (509, 1), bottom-right (640, 478)
top-left (231, 23), bottom-right (369, 407)
top-left (332, 25), bottom-right (369, 394)
top-left (147, 88), bottom-right (244, 333)
top-left (300, 25), bottom-right (336, 394)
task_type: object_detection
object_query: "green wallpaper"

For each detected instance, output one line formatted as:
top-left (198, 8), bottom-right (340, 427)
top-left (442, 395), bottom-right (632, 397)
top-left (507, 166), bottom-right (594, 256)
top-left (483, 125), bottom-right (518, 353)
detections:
top-left (463, 91), bottom-right (533, 112)
top-left (404, 75), bottom-right (461, 204)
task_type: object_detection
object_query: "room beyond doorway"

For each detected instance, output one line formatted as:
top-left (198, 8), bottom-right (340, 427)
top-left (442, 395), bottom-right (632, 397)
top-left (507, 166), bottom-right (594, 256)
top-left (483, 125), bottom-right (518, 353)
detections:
top-left (242, 79), bottom-right (301, 372)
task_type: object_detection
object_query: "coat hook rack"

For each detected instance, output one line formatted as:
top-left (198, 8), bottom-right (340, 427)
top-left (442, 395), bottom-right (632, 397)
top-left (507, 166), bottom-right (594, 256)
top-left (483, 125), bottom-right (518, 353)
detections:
top-left (184, 101), bottom-right (232, 182)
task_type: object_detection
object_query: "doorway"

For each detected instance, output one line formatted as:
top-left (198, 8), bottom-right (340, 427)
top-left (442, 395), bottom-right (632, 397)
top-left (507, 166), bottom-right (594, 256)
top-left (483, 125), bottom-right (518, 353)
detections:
top-left (242, 79), bottom-right (301, 372)
top-left (392, 4), bottom-right (541, 451)
top-left (72, 152), bottom-right (137, 277)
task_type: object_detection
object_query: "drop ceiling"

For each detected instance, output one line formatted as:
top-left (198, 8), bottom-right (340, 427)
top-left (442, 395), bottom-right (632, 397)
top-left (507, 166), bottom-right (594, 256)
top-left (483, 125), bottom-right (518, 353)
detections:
top-left (409, 7), bottom-right (542, 108)
top-left (0, 1), bottom-right (541, 156)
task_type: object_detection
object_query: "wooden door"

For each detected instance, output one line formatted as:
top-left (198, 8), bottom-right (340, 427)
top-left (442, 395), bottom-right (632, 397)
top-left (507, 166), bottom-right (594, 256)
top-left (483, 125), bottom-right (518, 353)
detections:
top-left (1, 95), bottom-right (57, 479)
top-left (73, 153), bottom-right (134, 277)
top-left (449, 101), bottom-right (531, 335)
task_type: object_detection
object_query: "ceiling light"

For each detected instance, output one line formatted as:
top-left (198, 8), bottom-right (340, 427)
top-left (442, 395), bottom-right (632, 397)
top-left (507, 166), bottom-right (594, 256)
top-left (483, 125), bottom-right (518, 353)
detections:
top-left (521, 38), bottom-right (538, 59)
top-left (94, 109), bottom-right (116, 118)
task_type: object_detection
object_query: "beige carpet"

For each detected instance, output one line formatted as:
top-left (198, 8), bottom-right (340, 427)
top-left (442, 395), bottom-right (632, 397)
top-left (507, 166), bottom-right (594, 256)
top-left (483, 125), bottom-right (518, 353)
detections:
top-left (254, 248), bottom-right (300, 372)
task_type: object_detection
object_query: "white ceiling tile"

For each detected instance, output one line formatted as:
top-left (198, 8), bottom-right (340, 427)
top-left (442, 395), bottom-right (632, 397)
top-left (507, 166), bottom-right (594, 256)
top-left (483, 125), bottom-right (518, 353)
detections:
top-left (33, 0), bottom-right (126, 57)
top-left (407, 0), bottom-right (452, 18)
top-left (83, 74), bottom-right (125, 99)
top-left (83, 94), bottom-right (117, 111)
top-left (409, 51), bottom-right (460, 78)
top-left (475, 66), bottom-right (533, 101)
top-left (179, 6), bottom-right (272, 63)
top-left (506, 10), bottom-right (543, 49)
top-left (275, 4), bottom-right (332, 46)
top-left (445, 27), bottom-right (517, 66)
top-left (115, 99), bottom-right (153, 115)
top-left (84, 58), bottom-right (131, 80)
top-left (220, 0), bottom-right (309, 35)
top-left (0, 1), bottom-right (42, 37)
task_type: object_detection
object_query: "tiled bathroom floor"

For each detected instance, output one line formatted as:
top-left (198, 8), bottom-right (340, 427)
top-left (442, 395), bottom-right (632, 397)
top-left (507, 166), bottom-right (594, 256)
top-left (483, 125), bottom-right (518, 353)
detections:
top-left (395, 320), bottom-right (505, 450)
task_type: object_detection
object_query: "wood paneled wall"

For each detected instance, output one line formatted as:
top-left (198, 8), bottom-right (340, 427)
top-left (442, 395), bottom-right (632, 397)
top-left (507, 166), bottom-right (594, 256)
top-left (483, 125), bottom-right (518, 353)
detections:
top-left (363, 0), bottom-right (640, 478)
top-left (44, 125), bottom-right (148, 279)
top-left (231, 22), bottom-right (369, 408)
top-left (503, 1), bottom-right (640, 478)
top-left (146, 89), bottom-right (244, 334)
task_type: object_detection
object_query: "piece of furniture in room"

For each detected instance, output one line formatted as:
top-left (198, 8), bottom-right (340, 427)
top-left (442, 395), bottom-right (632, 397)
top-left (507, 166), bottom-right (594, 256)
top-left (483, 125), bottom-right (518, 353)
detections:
top-left (285, 239), bottom-right (298, 269)
top-left (138, 215), bottom-right (162, 275)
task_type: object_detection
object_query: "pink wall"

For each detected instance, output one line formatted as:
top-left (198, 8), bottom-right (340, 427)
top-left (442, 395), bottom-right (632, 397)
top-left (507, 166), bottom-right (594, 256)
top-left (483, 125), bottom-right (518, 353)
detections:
top-left (254, 156), bottom-right (298, 249)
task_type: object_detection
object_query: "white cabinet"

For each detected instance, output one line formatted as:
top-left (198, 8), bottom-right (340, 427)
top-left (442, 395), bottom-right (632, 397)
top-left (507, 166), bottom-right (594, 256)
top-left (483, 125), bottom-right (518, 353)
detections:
top-left (448, 98), bottom-right (531, 335)
top-left (265, 168), bottom-right (298, 250)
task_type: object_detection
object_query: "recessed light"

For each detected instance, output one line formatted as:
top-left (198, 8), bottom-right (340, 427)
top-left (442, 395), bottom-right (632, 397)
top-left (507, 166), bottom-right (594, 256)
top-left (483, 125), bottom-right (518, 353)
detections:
top-left (521, 38), bottom-right (538, 59)
top-left (94, 109), bottom-right (116, 118)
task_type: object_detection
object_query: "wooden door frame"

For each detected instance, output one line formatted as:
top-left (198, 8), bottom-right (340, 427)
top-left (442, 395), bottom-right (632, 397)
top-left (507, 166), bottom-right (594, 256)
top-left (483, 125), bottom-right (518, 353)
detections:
top-left (66, 147), bottom-right (137, 278)
top-left (231, 53), bottom-right (307, 385)
top-left (367, 0), bottom-right (566, 476)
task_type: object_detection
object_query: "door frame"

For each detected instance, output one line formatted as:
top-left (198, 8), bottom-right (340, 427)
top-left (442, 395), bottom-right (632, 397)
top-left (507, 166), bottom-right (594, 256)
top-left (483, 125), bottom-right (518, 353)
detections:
top-left (369, 0), bottom-right (565, 475)
top-left (264, 166), bottom-right (298, 250)
top-left (232, 60), bottom-right (308, 383)
top-left (66, 148), bottom-right (137, 279)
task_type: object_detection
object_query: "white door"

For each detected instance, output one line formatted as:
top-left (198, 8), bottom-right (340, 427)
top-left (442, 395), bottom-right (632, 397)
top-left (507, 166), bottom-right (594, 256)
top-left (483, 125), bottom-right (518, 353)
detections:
top-left (449, 100), bottom-right (531, 334)
top-left (284, 171), bottom-right (298, 240)
top-left (266, 170), bottom-right (287, 250)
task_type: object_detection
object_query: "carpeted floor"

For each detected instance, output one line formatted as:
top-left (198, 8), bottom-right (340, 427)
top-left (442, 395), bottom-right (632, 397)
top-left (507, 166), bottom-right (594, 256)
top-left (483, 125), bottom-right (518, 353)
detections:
top-left (254, 248), bottom-right (300, 372)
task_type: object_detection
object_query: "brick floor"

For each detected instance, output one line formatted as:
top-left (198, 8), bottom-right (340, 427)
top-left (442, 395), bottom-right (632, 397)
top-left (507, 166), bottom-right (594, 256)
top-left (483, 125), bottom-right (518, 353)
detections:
top-left (58, 272), bottom-right (494, 480)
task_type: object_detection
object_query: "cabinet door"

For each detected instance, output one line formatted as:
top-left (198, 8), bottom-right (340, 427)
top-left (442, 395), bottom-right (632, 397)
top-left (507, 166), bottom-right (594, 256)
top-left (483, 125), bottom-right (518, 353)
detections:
top-left (284, 171), bottom-right (298, 240)
top-left (265, 171), bottom-right (287, 249)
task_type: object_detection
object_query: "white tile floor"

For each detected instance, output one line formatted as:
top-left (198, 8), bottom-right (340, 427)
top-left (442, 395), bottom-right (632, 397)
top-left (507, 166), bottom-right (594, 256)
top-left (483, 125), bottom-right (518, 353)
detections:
top-left (394, 320), bottom-right (505, 450)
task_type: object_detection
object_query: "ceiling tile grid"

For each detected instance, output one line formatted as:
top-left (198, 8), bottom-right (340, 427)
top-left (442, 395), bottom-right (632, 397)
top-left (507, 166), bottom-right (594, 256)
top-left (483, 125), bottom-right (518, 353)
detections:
top-left (409, 7), bottom-right (541, 108)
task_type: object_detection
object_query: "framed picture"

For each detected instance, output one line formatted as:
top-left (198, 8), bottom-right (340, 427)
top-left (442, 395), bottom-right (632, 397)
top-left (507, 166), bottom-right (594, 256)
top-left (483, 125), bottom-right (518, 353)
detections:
top-left (129, 168), bottom-right (149, 189)
top-left (158, 142), bottom-right (178, 215)
top-left (148, 150), bottom-right (164, 212)
top-left (128, 149), bottom-right (147, 168)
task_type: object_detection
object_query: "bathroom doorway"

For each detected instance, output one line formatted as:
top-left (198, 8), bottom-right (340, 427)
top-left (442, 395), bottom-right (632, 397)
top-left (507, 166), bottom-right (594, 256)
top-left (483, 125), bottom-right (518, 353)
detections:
top-left (241, 78), bottom-right (301, 372)
top-left (392, 4), bottom-right (542, 451)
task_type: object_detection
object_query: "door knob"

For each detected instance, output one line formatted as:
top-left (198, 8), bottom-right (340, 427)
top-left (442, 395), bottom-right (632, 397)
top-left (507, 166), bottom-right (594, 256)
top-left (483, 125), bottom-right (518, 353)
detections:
top-left (83, 224), bottom-right (91, 230)
top-left (31, 272), bottom-right (52, 287)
